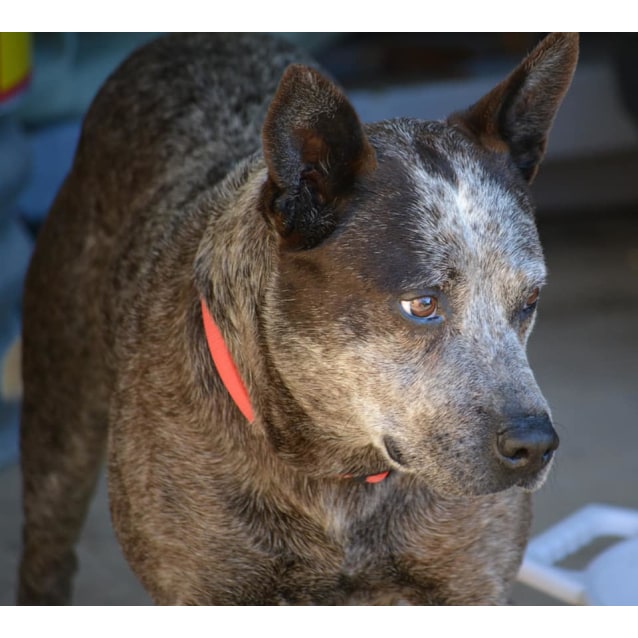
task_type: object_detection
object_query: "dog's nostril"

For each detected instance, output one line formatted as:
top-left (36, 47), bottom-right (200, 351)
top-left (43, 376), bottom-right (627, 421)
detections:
top-left (496, 414), bottom-right (559, 471)
top-left (509, 447), bottom-right (529, 462)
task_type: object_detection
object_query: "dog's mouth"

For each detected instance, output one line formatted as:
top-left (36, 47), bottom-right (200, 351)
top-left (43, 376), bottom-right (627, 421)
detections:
top-left (382, 435), bottom-right (407, 467)
top-left (331, 442), bottom-right (406, 485)
top-left (513, 458), bottom-right (555, 492)
top-left (373, 429), bottom-right (557, 496)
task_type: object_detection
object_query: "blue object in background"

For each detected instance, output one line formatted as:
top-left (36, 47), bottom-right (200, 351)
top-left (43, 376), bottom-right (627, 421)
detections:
top-left (0, 120), bottom-right (82, 469)
top-left (0, 206), bottom-right (30, 468)
top-left (0, 33), bottom-right (160, 469)
top-left (18, 121), bottom-right (81, 229)
top-left (0, 111), bottom-right (32, 469)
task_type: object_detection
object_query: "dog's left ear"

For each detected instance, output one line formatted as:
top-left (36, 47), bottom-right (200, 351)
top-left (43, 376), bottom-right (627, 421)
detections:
top-left (450, 33), bottom-right (579, 182)
top-left (261, 64), bottom-right (376, 249)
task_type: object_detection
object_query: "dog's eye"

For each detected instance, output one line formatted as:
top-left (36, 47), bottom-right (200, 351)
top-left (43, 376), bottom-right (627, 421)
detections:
top-left (400, 296), bottom-right (439, 321)
top-left (522, 287), bottom-right (540, 313)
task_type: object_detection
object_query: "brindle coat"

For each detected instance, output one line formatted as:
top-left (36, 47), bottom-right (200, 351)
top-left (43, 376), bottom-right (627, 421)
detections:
top-left (17, 32), bottom-right (578, 605)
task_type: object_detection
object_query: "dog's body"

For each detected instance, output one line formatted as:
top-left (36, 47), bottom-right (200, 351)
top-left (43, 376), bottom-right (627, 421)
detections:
top-left (17, 33), bottom-right (578, 605)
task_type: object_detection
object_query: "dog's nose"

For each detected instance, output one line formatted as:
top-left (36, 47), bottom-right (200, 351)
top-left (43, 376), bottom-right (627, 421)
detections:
top-left (495, 414), bottom-right (559, 473)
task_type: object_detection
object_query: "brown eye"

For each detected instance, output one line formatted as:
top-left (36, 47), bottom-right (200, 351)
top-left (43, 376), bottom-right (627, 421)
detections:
top-left (523, 287), bottom-right (540, 312)
top-left (400, 295), bottom-right (438, 320)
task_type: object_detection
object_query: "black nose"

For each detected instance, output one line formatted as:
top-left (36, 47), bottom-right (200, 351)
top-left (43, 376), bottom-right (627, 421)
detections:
top-left (496, 414), bottom-right (559, 473)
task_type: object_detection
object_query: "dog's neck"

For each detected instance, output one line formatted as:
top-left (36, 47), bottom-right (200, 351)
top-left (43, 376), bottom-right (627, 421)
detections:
top-left (200, 298), bottom-right (390, 485)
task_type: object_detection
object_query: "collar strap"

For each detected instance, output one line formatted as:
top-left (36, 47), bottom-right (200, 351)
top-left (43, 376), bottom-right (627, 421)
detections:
top-left (341, 471), bottom-right (391, 484)
top-left (201, 298), bottom-right (255, 422)
top-left (200, 298), bottom-right (389, 484)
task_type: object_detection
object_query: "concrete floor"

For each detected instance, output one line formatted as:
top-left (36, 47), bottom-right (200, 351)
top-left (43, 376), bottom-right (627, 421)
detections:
top-left (1, 210), bottom-right (637, 606)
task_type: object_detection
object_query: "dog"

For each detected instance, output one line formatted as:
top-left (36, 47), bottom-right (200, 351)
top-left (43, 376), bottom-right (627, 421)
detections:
top-left (17, 32), bottom-right (578, 605)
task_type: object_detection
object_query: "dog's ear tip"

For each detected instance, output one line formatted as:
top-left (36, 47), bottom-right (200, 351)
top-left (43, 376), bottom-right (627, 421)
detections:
top-left (274, 63), bottom-right (338, 98)
top-left (532, 32), bottom-right (580, 68)
top-left (278, 63), bottom-right (318, 84)
top-left (551, 31), bottom-right (580, 47)
top-left (451, 31), bottom-right (580, 183)
top-left (544, 31), bottom-right (579, 45)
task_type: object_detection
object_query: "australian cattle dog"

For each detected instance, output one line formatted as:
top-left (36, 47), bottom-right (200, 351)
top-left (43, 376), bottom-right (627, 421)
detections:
top-left (17, 32), bottom-right (578, 604)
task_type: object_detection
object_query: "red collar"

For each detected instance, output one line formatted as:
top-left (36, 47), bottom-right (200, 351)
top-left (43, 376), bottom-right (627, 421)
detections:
top-left (340, 470), bottom-right (391, 484)
top-left (200, 298), bottom-right (254, 422)
top-left (201, 298), bottom-right (389, 484)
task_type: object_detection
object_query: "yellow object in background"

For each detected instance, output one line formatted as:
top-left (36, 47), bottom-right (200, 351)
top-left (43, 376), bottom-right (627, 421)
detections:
top-left (0, 32), bottom-right (31, 102)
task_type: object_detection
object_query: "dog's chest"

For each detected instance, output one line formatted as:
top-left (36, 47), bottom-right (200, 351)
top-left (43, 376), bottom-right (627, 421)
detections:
top-left (269, 528), bottom-right (407, 604)
top-left (250, 485), bottom-right (442, 605)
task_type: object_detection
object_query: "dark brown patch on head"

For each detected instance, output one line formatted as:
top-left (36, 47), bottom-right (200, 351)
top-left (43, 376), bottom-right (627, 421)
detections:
top-left (413, 131), bottom-right (459, 188)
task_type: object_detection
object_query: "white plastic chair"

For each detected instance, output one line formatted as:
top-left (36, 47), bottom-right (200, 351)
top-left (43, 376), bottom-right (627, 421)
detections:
top-left (517, 503), bottom-right (638, 605)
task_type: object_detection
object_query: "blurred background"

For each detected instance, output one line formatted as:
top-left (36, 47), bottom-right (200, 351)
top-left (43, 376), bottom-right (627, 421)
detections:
top-left (0, 33), bottom-right (636, 605)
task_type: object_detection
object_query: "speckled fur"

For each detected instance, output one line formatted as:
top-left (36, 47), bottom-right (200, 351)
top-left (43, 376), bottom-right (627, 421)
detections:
top-left (18, 33), bottom-right (578, 605)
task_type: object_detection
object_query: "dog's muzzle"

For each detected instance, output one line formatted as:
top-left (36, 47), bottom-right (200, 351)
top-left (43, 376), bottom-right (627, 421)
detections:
top-left (495, 413), bottom-right (559, 477)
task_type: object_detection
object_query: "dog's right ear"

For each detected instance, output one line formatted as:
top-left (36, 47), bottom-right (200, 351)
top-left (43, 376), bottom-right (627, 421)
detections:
top-left (450, 33), bottom-right (579, 182)
top-left (261, 65), bottom-right (376, 250)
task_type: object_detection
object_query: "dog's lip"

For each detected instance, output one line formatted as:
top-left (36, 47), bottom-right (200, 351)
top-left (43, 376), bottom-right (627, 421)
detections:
top-left (516, 477), bottom-right (543, 493)
top-left (382, 435), bottom-right (408, 467)
top-left (513, 465), bottom-right (552, 492)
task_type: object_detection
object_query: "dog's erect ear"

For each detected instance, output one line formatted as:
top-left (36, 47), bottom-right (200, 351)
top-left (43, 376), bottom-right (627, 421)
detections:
top-left (261, 64), bottom-right (376, 249)
top-left (450, 33), bottom-right (579, 182)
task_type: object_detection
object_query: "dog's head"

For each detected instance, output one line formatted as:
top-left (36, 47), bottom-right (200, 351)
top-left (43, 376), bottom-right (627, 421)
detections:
top-left (257, 33), bottom-right (578, 496)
